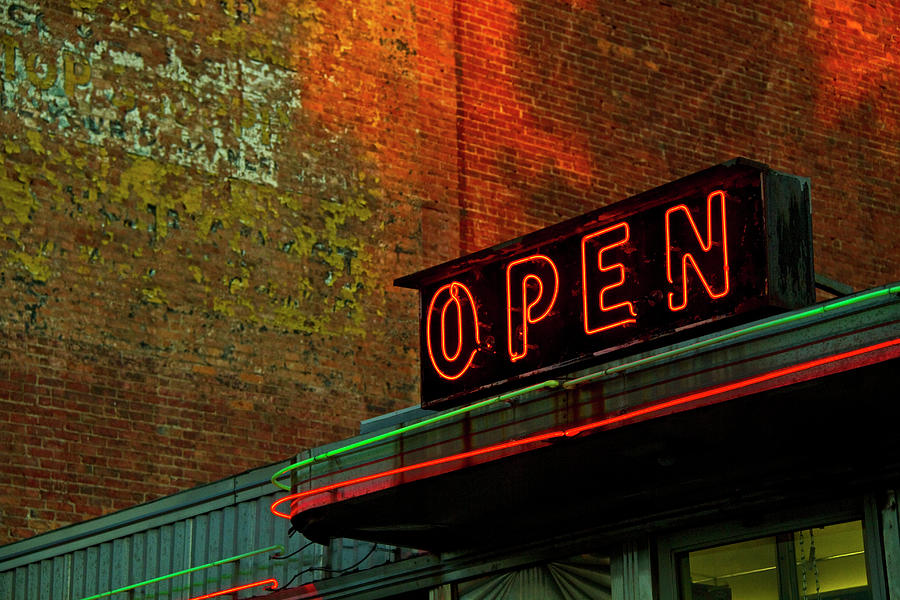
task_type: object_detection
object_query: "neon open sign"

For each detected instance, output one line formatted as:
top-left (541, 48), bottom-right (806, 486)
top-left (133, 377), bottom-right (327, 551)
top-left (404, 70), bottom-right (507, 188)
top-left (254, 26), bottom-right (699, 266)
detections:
top-left (396, 159), bottom-right (814, 409)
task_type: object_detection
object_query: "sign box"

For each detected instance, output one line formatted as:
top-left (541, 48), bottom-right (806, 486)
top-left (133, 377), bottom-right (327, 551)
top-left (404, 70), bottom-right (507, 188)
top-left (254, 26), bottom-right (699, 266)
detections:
top-left (396, 159), bottom-right (814, 409)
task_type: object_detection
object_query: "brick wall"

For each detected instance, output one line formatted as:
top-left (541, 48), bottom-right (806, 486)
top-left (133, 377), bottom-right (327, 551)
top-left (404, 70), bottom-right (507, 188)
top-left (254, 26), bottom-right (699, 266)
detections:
top-left (0, 0), bottom-right (445, 543)
top-left (1, 0), bottom-right (898, 544)
top-left (450, 0), bottom-right (900, 290)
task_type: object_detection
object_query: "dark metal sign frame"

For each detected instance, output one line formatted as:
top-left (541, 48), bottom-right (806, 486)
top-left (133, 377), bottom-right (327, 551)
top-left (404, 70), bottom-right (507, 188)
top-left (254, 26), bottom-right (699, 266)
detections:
top-left (396, 159), bottom-right (814, 409)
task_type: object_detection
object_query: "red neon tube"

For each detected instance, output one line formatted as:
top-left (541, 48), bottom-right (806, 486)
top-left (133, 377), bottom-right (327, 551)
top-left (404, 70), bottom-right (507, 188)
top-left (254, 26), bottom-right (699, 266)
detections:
top-left (271, 431), bottom-right (564, 518)
top-left (271, 338), bottom-right (900, 519)
top-left (186, 579), bottom-right (278, 600)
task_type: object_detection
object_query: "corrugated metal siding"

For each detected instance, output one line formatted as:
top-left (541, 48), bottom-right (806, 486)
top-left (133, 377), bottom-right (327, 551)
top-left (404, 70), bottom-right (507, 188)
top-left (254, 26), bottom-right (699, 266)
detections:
top-left (0, 460), bottom-right (406, 600)
top-left (882, 491), bottom-right (900, 600)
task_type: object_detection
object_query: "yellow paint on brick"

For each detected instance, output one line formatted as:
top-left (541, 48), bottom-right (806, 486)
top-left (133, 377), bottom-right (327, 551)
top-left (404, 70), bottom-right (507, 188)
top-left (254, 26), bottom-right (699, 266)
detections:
top-left (179, 185), bottom-right (213, 240)
top-left (141, 287), bottom-right (167, 304)
top-left (207, 24), bottom-right (246, 49)
top-left (9, 251), bottom-right (51, 282)
top-left (286, 0), bottom-right (326, 38)
top-left (111, 156), bottom-right (189, 240)
top-left (25, 130), bottom-right (46, 155)
top-left (189, 265), bottom-right (204, 283)
top-left (70, 0), bottom-right (104, 11)
top-left (213, 297), bottom-right (236, 317)
top-left (227, 274), bottom-right (249, 294)
top-left (149, 9), bottom-right (194, 39)
top-left (1, 89), bottom-right (383, 337)
top-left (80, 246), bottom-right (100, 264)
top-left (0, 169), bottom-right (35, 227)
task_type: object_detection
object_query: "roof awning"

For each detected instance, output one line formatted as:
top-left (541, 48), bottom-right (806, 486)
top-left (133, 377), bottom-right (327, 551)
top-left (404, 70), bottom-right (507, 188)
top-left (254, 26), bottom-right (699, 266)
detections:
top-left (275, 284), bottom-right (900, 551)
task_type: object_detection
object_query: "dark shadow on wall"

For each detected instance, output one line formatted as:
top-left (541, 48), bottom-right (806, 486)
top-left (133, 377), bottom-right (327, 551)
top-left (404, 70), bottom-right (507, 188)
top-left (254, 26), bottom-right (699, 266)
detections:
top-left (507, 0), bottom-right (900, 288)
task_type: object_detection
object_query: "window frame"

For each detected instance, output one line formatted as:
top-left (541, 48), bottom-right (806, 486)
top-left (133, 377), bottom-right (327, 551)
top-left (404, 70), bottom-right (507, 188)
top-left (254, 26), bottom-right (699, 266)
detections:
top-left (656, 495), bottom-right (888, 600)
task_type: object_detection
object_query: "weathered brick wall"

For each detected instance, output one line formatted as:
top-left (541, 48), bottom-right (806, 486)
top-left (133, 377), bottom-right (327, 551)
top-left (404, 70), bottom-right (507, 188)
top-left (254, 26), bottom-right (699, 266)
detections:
top-left (451, 0), bottom-right (900, 290)
top-left (0, 0), bottom-right (452, 543)
top-left (2, 0), bottom-right (899, 545)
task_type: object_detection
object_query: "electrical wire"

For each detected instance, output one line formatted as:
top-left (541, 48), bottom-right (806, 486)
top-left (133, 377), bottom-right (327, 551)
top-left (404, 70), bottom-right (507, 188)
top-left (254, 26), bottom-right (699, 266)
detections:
top-left (276, 543), bottom-right (380, 591)
top-left (272, 541), bottom-right (316, 560)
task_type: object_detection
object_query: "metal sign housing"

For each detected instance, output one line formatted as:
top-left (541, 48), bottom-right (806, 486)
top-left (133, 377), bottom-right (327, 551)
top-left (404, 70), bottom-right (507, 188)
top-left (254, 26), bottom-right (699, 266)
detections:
top-left (396, 159), bottom-right (814, 409)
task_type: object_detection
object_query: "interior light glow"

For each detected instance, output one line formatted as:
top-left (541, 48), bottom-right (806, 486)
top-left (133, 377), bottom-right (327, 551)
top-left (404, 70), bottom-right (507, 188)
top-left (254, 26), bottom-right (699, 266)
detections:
top-left (186, 579), bottom-right (278, 600)
top-left (272, 337), bottom-right (900, 520)
top-left (76, 545), bottom-right (284, 600)
top-left (665, 190), bottom-right (730, 311)
top-left (271, 285), bottom-right (899, 492)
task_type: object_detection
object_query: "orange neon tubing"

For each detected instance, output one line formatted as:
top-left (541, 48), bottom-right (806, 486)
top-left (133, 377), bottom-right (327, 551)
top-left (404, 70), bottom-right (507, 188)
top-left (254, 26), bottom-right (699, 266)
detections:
top-left (440, 290), bottom-right (464, 362)
top-left (186, 579), bottom-right (278, 600)
top-left (425, 281), bottom-right (480, 380)
top-left (581, 221), bottom-right (637, 335)
top-left (271, 337), bottom-right (900, 519)
top-left (665, 190), bottom-right (730, 312)
top-left (506, 254), bottom-right (560, 362)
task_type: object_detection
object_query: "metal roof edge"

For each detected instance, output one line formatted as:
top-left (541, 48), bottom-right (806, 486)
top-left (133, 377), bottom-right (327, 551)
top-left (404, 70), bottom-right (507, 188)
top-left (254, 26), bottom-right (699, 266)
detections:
top-left (324, 280), bottom-right (900, 452)
top-left (559, 280), bottom-right (900, 386)
top-left (0, 457), bottom-right (294, 572)
top-left (283, 281), bottom-right (900, 536)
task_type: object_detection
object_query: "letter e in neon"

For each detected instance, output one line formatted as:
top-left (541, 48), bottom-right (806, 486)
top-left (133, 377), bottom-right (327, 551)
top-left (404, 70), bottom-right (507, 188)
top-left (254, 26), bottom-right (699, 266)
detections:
top-left (581, 221), bottom-right (637, 334)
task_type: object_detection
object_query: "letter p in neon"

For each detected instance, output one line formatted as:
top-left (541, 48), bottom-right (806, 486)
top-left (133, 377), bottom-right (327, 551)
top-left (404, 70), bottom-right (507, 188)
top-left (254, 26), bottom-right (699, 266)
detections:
top-left (506, 254), bottom-right (559, 362)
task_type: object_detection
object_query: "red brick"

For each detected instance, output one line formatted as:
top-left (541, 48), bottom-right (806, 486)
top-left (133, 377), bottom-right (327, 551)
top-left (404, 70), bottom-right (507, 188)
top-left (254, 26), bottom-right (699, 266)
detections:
top-left (1, 0), bottom-right (899, 546)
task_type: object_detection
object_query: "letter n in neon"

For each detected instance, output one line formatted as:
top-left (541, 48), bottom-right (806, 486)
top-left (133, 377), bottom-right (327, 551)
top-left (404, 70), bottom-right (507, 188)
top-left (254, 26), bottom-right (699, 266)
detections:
top-left (665, 190), bottom-right (730, 312)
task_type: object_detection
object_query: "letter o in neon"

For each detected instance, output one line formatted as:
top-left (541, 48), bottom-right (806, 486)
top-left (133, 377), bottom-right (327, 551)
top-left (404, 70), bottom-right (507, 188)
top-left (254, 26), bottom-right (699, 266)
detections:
top-left (425, 282), bottom-right (480, 381)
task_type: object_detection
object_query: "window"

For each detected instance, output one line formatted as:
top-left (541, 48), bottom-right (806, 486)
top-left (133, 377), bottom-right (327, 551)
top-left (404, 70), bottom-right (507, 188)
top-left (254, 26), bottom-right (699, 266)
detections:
top-left (679, 521), bottom-right (869, 600)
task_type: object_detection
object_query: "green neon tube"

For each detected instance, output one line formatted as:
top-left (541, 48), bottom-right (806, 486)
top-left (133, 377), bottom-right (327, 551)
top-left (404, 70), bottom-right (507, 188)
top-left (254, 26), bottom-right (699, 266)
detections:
top-left (77, 544), bottom-right (284, 600)
top-left (272, 283), bottom-right (900, 491)
top-left (271, 380), bottom-right (561, 491)
top-left (563, 283), bottom-right (900, 388)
